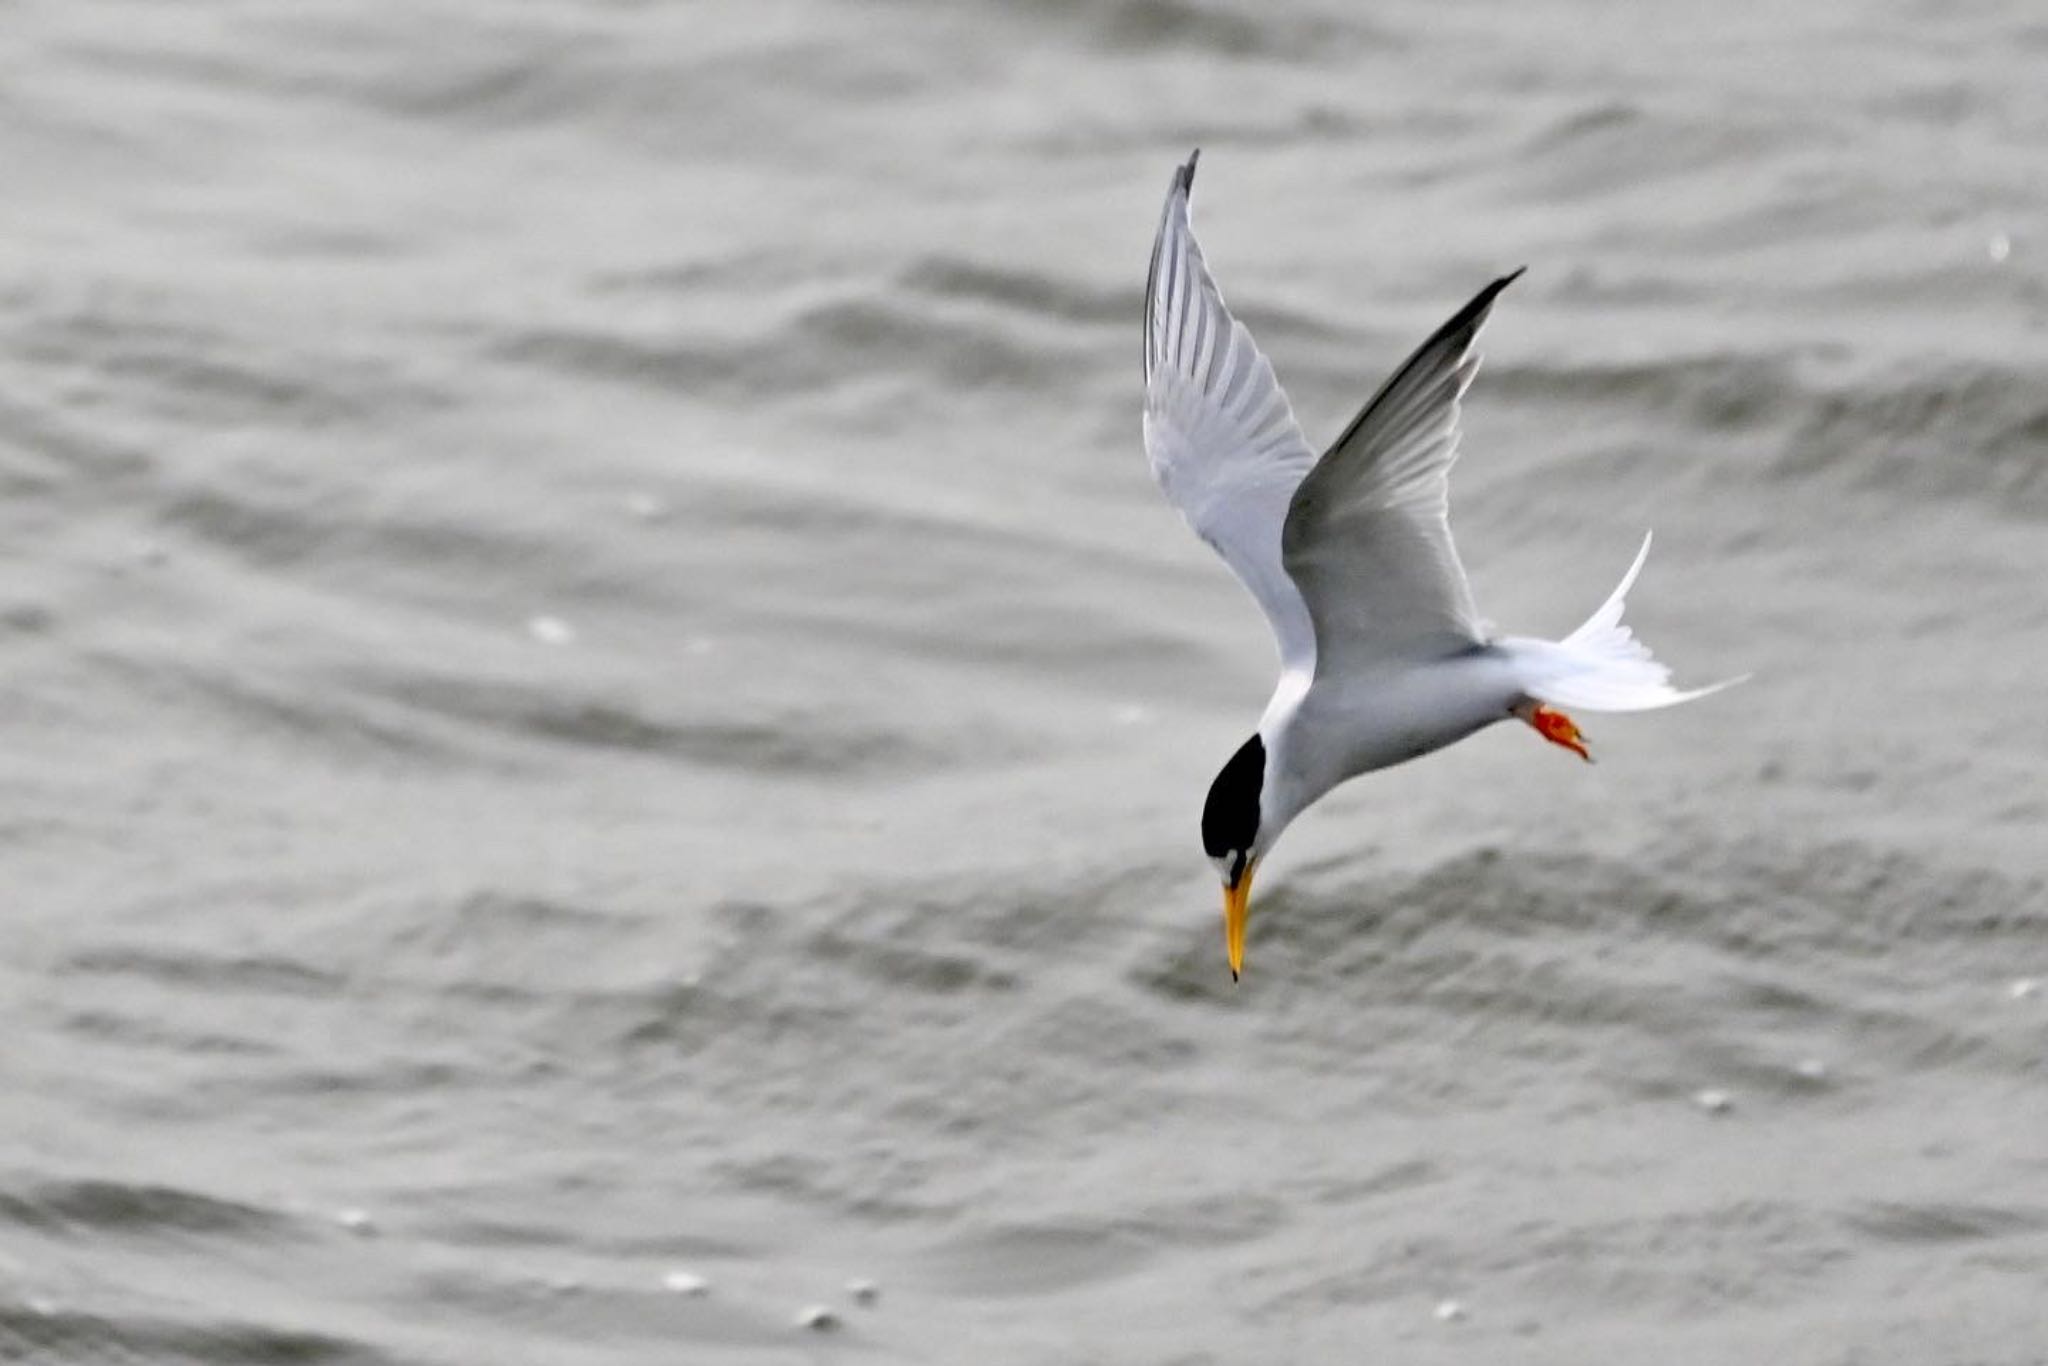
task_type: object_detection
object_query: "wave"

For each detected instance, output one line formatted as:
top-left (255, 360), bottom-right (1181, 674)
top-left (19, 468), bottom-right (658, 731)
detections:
top-left (899, 256), bottom-right (1129, 328)
top-left (495, 291), bottom-right (1090, 403)
top-left (1012, 0), bottom-right (1392, 61)
top-left (359, 671), bottom-right (961, 778)
top-left (62, 946), bottom-right (345, 998)
top-left (1131, 836), bottom-right (2047, 1085)
top-left (1510, 100), bottom-right (1790, 199)
top-left (0, 1178), bottom-right (293, 1239)
top-left (0, 1303), bottom-right (387, 1365)
top-left (1485, 353), bottom-right (2048, 512)
top-left (10, 293), bottom-right (449, 436)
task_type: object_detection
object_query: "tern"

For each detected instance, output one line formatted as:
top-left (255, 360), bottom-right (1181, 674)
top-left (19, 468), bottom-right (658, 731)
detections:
top-left (1142, 152), bottom-right (1737, 979)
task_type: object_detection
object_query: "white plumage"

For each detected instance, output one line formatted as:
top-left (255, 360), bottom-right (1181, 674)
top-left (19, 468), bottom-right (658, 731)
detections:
top-left (1141, 151), bottom-right (1740, 977)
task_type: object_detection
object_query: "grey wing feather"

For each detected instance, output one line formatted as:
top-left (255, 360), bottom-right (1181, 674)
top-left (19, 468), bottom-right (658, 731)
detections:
top-left (1281, 270), bottom-right (1524, 676)
top-left (1143, 152), bottom-right (1320, 672)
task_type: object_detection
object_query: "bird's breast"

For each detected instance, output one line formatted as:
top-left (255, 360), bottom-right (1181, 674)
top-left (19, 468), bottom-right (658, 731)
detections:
top-left (1280, 651), bottom-right (1524, 793)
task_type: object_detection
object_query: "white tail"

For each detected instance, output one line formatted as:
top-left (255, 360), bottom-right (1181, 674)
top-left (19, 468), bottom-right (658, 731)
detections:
top-left (1503, 532), bottom-right (1746, 713)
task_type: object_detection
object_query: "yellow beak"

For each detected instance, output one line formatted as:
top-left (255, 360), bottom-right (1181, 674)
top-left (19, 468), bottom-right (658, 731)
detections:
top-left (1223, 859), bottom-right (1257, 981)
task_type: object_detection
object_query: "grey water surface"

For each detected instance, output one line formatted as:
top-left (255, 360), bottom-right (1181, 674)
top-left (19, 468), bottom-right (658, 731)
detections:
top-left (3, 2), bottom-right (2047, 1362)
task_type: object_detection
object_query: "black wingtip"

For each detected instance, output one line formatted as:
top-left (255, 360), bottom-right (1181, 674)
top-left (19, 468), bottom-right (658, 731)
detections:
top-left (1177, 148), bottom-right (1201, 195)
top-left (1320, 264), bottom-right (1529, 456)
top-left (1473, 266), bottom-right (1527, 311)
top-left (1451, 266), bottom-right (1527, 332)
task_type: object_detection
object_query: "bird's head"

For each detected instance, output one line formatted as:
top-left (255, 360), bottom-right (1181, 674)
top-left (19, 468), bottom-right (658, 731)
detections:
top-left (1202, 733), bottom-right (1273, 981)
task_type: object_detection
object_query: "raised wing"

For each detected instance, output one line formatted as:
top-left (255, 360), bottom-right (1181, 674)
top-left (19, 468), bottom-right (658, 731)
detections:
top-left (1143, 151), bottom-right (1319, 672)
top-left (1281, 270), bottom-right (1524, 679)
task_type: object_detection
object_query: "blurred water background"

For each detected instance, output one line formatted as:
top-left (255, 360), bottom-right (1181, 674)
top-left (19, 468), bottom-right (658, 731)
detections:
top-left (3, 1), bottom-right (2046, 1361)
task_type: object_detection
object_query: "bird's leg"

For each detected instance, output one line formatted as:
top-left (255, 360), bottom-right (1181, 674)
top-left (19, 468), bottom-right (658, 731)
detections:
top-left (1515, 700), bottom-right (1592, 763)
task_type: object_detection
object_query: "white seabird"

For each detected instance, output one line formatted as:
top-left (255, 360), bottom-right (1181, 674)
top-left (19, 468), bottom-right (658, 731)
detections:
top-left (1142, 151), bottom-right (1740, 978)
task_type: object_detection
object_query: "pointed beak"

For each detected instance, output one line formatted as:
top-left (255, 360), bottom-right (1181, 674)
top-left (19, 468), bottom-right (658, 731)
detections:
top-left (1223, 859), bottom-right (1257, 981)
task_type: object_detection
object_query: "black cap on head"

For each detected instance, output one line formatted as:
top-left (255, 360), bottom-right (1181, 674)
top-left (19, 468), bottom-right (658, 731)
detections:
top-left (1201, 734), bottom-right (1264, 878)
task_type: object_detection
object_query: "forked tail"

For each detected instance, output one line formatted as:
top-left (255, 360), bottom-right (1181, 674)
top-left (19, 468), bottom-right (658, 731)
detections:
top-left (1503, 533), bottom-right (1745, 713)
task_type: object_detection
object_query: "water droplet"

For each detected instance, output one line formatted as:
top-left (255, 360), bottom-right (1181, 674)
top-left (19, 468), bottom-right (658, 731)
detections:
top-left (846, 1277), bottom-right (880, 1307)
top-left (1693, 1088), bottom-right (1734, 1115)
top-left (1987, 232), bottom-right (2012, 263)
top-left (2009, 977), bottom-right (2039, 1001)
top-left (1434, 1298), bottom-right (1466, 1322)
top-left (795, 1304), bottom-right (842, 1332)
top-left (527, 615), bottom-right (576, 646)
top-left (336, 1208), bottom-right (376, 1235)
top-left (663, 1270), bottom-right (710, 1297)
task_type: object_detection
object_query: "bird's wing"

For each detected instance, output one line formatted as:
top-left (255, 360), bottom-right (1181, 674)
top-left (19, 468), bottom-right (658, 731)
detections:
top-left (1280, 270), bottom-right (1523, 679)
top-left (1144, 151), bottom-right (1319, 672)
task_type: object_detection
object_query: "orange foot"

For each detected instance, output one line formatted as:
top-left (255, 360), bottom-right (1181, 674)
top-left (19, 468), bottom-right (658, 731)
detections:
top-left (1516, 701), bottom-right (1593, 763)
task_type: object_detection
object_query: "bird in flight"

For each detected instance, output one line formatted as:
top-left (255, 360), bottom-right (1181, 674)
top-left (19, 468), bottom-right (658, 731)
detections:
top-left (1142, 151), bottom-right (1738, 979)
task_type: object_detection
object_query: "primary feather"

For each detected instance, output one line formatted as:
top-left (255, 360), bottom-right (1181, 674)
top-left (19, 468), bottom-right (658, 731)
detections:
top-left (1283, 270), bottom-right (1523, 679)
top-left (1142, 151), bottom-right (1319, 673)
